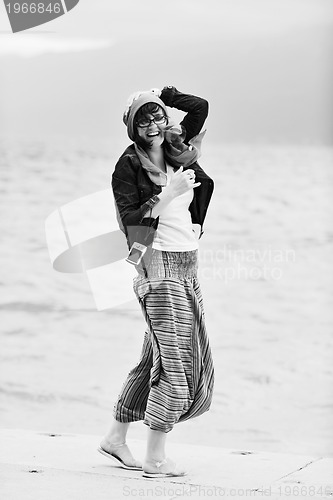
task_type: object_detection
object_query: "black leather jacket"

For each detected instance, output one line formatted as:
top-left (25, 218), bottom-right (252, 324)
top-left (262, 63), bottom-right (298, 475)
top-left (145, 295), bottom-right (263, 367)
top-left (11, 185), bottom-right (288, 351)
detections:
top-left (111, 86), bottom-right (214, 250)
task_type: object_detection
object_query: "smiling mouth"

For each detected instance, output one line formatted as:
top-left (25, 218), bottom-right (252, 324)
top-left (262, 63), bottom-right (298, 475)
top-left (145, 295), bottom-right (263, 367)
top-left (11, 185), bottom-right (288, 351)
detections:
top-left (147, 132), bottom-right (160, 137)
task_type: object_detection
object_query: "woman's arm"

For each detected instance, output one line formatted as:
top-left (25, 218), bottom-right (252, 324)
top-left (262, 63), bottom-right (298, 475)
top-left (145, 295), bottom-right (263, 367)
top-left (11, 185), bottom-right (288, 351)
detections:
top-left (114, 157), bottom-right (201, 225)
top-left (159, 86), bottom-right (209, 144)
top-left (148, 167), bottom-right (201, 219)
top-left (112, 154), bottom-right (159, 230)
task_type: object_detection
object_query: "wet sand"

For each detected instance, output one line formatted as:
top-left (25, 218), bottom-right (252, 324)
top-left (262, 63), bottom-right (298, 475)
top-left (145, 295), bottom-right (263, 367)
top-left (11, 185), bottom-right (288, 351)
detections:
top-left (0, 138), bottom-right (332, 457)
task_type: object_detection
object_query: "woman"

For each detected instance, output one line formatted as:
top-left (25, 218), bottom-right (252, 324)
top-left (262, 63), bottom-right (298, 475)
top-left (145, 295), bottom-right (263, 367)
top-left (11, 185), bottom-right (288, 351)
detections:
top-left (99, 85), bottom-right (214, 478)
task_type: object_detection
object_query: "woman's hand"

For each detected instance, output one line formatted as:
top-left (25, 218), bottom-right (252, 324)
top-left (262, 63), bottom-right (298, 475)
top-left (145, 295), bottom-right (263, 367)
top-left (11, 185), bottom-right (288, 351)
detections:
top-left (167, 167), bottom-right (201, 198)
top-left (143, 167), bottom-right (201, 220)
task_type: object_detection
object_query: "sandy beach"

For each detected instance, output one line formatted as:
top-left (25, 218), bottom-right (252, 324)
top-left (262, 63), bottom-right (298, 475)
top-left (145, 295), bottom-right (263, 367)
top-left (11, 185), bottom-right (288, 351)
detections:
top-left (1, 137), bottom-right (332, 458)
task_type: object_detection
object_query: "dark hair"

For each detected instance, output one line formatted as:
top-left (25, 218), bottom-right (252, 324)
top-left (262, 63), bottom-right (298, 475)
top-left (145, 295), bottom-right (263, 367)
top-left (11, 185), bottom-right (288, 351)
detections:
top-left (133, 103), bottom-right (168, 149)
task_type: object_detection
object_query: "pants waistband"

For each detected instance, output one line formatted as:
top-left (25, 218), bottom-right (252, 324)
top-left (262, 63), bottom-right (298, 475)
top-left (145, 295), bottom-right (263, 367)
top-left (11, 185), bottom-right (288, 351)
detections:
top-left (138, 249), bottom-right (198, 279)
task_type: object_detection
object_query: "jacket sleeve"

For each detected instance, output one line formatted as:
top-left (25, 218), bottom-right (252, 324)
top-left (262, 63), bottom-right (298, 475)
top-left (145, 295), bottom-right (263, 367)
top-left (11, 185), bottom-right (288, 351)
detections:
top-left (160, 86), bottom-right (209, 144)
top-left (111, 154), bottom-right (158, 233)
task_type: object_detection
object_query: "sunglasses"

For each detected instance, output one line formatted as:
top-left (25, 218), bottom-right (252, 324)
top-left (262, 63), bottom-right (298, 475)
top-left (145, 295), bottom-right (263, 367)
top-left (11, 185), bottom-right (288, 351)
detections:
top-left (136, 114), bottom-right (167, 128)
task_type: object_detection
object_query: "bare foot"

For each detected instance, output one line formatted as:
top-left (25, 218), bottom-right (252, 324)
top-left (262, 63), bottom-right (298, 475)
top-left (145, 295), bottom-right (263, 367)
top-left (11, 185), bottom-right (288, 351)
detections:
top-left (143, 457), bottom-right (187, 477)
top-left (99, 438), bottom-right (141, 469)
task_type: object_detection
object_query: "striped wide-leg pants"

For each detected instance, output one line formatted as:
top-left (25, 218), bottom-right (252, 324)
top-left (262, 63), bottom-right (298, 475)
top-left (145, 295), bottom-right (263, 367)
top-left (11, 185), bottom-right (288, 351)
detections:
top-left (113, 249), bottom-right (214, 433)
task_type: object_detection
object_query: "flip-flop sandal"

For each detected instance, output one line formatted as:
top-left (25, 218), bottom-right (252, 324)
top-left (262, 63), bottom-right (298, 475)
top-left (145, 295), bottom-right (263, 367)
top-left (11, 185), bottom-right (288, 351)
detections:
top-left (142, 458), bottom-right (187, 478)
top-left (97, 446), bottom-right (142, 471)
top-left (142, 470), bottom-right (187, 478)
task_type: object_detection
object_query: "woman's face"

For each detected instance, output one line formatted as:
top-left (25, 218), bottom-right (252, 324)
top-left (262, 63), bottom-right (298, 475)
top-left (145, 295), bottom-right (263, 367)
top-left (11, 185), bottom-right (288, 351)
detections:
top-left (135, 108), bottom-right (168, 148)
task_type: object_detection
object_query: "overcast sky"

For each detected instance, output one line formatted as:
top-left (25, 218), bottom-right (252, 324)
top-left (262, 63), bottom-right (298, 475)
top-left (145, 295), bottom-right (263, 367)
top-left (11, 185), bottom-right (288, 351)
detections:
top-left (0, 0), bottom-right (332, 145)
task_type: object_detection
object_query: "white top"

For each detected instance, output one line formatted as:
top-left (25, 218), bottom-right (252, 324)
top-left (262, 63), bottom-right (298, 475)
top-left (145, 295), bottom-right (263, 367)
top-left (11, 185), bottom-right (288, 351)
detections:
top-left (152, 165), bottom-right (199, 251)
